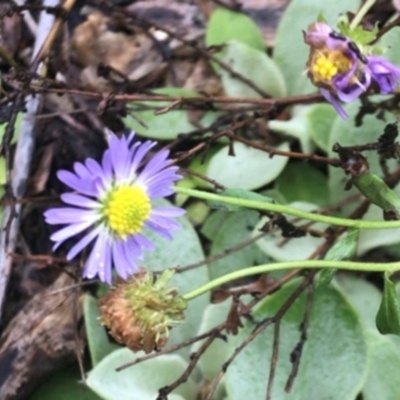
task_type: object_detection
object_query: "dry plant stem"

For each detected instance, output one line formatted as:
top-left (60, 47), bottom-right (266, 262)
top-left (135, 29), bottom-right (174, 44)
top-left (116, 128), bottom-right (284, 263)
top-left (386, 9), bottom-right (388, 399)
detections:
top-left (205, 274), bottom-right (311, 400)
top-left (38, 87), bottom-right (322, 106)
top-left (157, 332), bottom-right (220, 400)
top-left (205, 317), bottom-right (273, 400)
top-left (265, 273), bottom-right (315, 400)
top-left (0, 0), bottom-right (75, 322)
top-left (225, 132), bottom-right (341, 166)
top-left (285, 283), bottom-right (314, 393)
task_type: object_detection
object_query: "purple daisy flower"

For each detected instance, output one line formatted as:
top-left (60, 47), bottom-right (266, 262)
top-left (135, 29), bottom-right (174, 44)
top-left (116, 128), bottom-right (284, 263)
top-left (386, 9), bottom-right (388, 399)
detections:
top-left (304, 22), bottom-right (400, 118)
top-left (44, 132), bottom-right (185, 283)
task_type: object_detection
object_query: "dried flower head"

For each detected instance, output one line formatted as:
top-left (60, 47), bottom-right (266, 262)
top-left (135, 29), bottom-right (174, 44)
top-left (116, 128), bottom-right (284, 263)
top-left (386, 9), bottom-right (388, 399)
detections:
top-left (99, 270), bottom-right (187, 353)
top-left (44, 132), bottom-right (185, 283)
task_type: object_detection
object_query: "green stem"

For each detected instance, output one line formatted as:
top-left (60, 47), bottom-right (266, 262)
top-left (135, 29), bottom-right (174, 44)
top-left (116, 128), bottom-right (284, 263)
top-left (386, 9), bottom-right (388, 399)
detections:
top-left (350, 0), bottom-right (377, 30)
top-left (175, 187), bottom-right (400, 230)
top-left (182, 260), bottom-right (400, 300)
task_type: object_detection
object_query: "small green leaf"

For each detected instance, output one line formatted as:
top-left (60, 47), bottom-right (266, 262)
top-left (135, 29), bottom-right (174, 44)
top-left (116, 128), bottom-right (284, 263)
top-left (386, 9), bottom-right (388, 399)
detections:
top-left (317, 229), bottom-right (359, 287)
top-left (87, 349), bottom-right (197, 400)
top-left (209, 209), bottom-right (270, 279)
top-left (353, 172), bottom-right (400, 218)
top-left (337, 20), bottom-right (379, 45)
top-left (201, 210), bottom-right (230, 240)
top-left (306, 103), bottom-right (337, 152)
top-left (31, 365), bottom-right (102, 400)
top-left (217, 40), bottom-right (286, 98)
top-left (206, 8), bottom-right (265, 51)
top-left (191, 300), bottom-right (233, 379)
top-left (83, 294), bottom-right (120, 366)
top-left (207, 188), bottom-right (275, 212)
top-left (336, 273), bottom-right (382, 330)
top-left (362, 331), bottom-right (400, 400)
top-left (269, 106), bottom-right (315, 153)
top-left (123, 88), bottom-right (220, 140)
top-left (195, 141), bottom-right (289, 190)
top-left (376, 272), bottom-right (400, 335)
top-left (275, 161), bottom-right (329, 206)
top-left (225, 281), bottom-right (368, 400)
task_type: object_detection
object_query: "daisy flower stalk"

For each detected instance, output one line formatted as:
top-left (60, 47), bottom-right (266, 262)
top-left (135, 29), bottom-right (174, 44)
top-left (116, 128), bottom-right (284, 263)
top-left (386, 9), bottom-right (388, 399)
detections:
top-left (304, 22), bottom-right (400, 118)
top-left (44, 132), bottom-right (185, 283)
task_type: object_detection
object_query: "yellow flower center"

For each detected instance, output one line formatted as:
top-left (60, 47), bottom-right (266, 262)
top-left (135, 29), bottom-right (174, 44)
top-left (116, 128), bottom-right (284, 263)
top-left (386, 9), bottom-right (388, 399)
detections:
top-left (103, 185), bottom-right (151, 237)
top-left (310, 49), bottom-right (351, 82)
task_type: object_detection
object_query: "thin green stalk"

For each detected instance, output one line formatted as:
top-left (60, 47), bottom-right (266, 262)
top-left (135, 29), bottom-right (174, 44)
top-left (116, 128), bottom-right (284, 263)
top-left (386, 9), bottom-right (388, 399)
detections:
top-left (182, 260), bottom-right (400, 300)
top-left (175, 187), bottom-right (400, 229)
top-left (350, 0), bottom-right (377, 30)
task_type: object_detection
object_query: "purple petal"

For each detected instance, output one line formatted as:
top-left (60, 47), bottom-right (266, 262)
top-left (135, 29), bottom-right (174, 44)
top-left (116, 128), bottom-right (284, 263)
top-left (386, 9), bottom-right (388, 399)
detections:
top-left (151, 206), bottom-right (185, 218)
top-left (83, 233), bottom-right (111, 282)
top-left (60, 193), bottom-right (100, 209)
top-left (109, 135), bottom-right (131, 180)
top-left (74, 161), bottom-right (91, 180)
top-left (57, 170), bottom-right (97, 196)
top-left (134, 233), bottom-right (155, 250)
top-left (139, 150), bottom-right (170, 180)
top-left (101, 149), bottom-right (113, 181)
top-left (66, 225), bottom-right (103, 260)
top-left (129, 140), bottom-right (156, 179)
top-left (44, 207), bottom-right (99, 224)
top-left (124, 235), bottom-right (143, 259)
top-left (147, 214), bottom-right (181, 231)
top-left (145, 220), bottom-right (174, 239)
top-left (111, 240), bottom-right (130, 279)
top-left (320, 88), bottom-right (348, 119)
top-left (50, 219), bottom-right (95, 244)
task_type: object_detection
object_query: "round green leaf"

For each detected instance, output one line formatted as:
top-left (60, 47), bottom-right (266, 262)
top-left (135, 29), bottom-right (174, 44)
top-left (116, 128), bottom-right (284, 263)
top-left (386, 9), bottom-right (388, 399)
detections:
top-left (273, 0), bottom-right (361, 95)
top-left (83, 294), bottom-right (120, 366)
top-left (123, 88), bottom-right (220, 140)
top-left (335, 273), bottom-right (382, 330)
top-left (275, 161), bottom-right (329, 206)
top-left (225, 282), bottom-right (368, 400)
top-left (357, 205), bottom-right (400, 256)
top-left (362, 331), bottom-right (400, 400)
top-left (144, 199), bottom-right (209, 359)
top-left (376, 272), bottom-right (400, 336)
top-left (31, 366), bottom-right (102, 400)
top-left (209, 209), bottom-right (270, 279)
top-left (218, 40), bottom-right (286, 98)
top-left (269, 106), bottom-right (315, 153)
top-left (253, 202), bottom-right (326, 261)
top-left (206, 8), bottom-right (265, 51)
top-left (307, 104), bottom-right (337, 151)
top-left (378, 27), bottom-right (400, 65)
top-left (203, 141), bottom-right (289, 190)
top-left (87, 348), bottom-right (196, 400)
top-left (201, 210), bottom-right (230, 240)
top-left (191, 300), bottom-right (233, 380)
